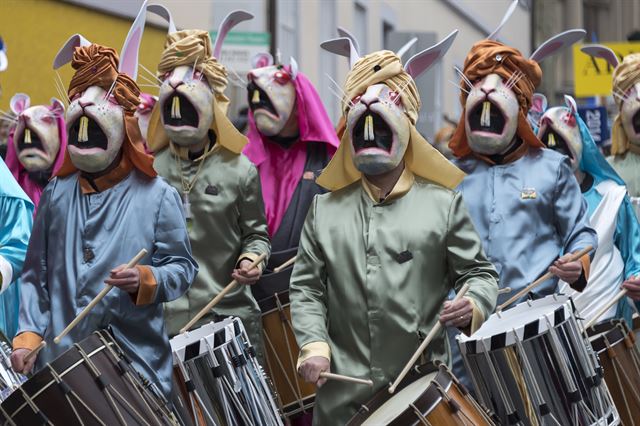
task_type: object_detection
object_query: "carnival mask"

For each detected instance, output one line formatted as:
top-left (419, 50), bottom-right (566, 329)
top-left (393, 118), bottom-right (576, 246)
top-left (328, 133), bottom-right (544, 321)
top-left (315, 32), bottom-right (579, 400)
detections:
top-left (247, 64), bottom-right (297, 137)
top-left (65, 85), bottom-right (125, 173)
top-left (538, 97), bottom-right (582, 171)
top-left (10, 94), bottom-right (63, 172)
top-left (619, 82), bottom-right (640, 146)
top-left (346, 83), bottom-right (411, 175)
top-left (464, 73), bottom-right (519, 155)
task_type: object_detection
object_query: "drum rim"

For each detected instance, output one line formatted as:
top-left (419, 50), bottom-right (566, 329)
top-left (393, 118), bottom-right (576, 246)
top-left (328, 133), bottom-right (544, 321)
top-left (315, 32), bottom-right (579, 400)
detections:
top-left (458, 294), bottom-right (573, 354)
top-left (588, 322), bottom-right (627, 353)
top-left (170, 317), bottom-right (238, 364)
top-left (2, 333), bottom-right (114, 418)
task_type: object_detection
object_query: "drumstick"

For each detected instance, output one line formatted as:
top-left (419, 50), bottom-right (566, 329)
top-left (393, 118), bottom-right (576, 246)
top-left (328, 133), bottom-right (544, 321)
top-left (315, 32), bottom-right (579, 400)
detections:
top-left (273, 256), bottom-right (296, 273)
top-left (23, 341), bottom-right (46, 364)
top-left (497, 245), bottom-right (593, 312)
top-left (585, 289), bottom-right (628, 329)
top-left (180, 253), bottom-right (267, 334)
top-left (53, 248), bottom-right (148, 345)
top-left (498, 287), bottom-right (512, 295)
top-left (319, 372), bottom-right (373, 386)
top-left (388, 283), bottom-right (470, 394)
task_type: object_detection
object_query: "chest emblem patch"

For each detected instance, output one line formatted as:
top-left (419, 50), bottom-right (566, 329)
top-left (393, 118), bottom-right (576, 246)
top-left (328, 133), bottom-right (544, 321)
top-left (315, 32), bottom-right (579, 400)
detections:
top-left (520, 188), bottom-right (537, 199)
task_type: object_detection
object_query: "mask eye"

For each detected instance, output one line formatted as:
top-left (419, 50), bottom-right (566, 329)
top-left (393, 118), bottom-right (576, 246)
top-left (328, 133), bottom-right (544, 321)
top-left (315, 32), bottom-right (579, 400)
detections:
top-left (351, 95), bottom-right (362, 106)
top-left (274, 70), bottom-right (291, 85)
top-left (388, 91), bottom-right (400, 105)
top-left (160, 71), bottom-right (171, 81)
top-left (70, 92), bottom-right (81, 102)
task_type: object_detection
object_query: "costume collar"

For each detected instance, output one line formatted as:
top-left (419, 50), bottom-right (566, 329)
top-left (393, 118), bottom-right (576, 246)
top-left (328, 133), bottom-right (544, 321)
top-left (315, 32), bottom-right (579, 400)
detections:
top-left (361, 167), bottom-right (415, 203)
top-left (473, 139), bottom-right (529, 165)
top-left (79, 154), bottom-right (133, 194)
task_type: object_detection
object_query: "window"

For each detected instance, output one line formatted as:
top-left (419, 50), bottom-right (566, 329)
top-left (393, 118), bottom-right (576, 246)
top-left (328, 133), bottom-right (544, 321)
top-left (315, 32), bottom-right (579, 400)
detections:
top-left (354, 2), bottom-right (368, 54)
top-left (277, 0), bottom-right (298, 61)
top-left (319, 0), bottom-right (337, 121)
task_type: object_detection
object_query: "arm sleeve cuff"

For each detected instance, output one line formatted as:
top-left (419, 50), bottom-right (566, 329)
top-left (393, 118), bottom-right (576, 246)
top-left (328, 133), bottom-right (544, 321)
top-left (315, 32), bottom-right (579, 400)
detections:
top-left (237, 252), bottom-right (266, 272)
top-left (13, 331), bottom-right (43, 351)
top-left (570, 254), bottom-right (590, 292)
top-left (0, 255), bottom-right (13, 293)
top-left (130, 265), bottom-right (158, 305)
top-left (296, 341), bottom-right (331, 370)
top-left (460, 298), bottom-right (484, 336)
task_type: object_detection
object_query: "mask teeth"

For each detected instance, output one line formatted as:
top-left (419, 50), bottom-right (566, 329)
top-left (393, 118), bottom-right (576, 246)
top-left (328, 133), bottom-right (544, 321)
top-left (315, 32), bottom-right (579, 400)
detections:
top-left (548, 133), bottom-right (556, 148)
top-left (24, 128), bottom-right (32, 144)
top-left (252, 90), bottom-right (260, 104)
top-left (364, 114), bottom-right (375, 142)
top-left (79, 116), bottom-right (89, 142)
top-left (481, 101), bottom-right (491, 127)
top-left (171, 96), bottom-right (181, 119)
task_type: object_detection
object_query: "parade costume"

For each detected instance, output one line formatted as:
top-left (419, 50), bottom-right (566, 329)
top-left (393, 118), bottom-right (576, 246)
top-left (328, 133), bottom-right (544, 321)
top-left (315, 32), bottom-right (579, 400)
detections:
top-left (146, 8), bottom-right (270, 354)
top-left (0, 159), bottom-right (32, 340)
top-left (244, 56), bottom-right (338, 302)
top-left (291, 34), bottom-right (499, 424)
top-left (539, 98), bottom-right (640, 322)
top-left (6, 94), bottom-right (67, 211)
top-left (12, 35), bottom-right (197, 398)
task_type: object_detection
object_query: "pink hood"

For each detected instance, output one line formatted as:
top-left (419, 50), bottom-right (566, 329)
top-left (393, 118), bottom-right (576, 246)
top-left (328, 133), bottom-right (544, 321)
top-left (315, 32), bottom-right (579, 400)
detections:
top-left (6, 109), bottom-right (67, 212)
top-left (244, 69), bottom-right (339, 236)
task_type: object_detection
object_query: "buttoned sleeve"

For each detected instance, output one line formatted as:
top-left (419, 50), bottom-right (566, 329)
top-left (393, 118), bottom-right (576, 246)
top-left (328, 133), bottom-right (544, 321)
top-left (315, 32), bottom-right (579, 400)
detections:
top-left (290, 196), bottom-right (331, 363)
top-left (237, 165), bottom-right (270, 268)
top-left (446, 192), bottom-right (499, 325)
top-left (136, 186), bottom-right (198, 304)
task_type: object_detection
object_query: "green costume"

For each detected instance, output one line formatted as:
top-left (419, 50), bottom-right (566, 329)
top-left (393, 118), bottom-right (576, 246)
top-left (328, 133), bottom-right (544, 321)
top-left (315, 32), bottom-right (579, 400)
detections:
top-left (157, 145), bottom-right (270, 355)
top-left (608, 152), bottom-right (640, 199)
top-left (290, 169), bottom-right (499, 424)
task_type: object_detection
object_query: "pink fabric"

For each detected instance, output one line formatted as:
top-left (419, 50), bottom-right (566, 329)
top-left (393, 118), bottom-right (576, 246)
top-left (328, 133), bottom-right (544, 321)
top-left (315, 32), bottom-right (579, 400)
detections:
top-left (5, 108), bottom-right (67, 213)
top-left (244, 69), bottom-right (339, 236)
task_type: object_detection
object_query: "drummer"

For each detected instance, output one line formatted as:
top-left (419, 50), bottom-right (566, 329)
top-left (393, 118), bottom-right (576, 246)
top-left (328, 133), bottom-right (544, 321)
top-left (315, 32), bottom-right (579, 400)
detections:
top-left (10, 39), bottom-right (197, 399)
top-left (291, 39), bottom-right (499, 424)
top-left (538, 97), bottom-right (640, 321)
top-left (243, 53), bottom-right (338, 298)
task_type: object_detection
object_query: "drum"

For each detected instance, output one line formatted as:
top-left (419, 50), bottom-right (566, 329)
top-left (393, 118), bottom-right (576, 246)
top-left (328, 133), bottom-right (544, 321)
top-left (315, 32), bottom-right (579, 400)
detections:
top-left (170, 317), bottom-right (282, 426)
top-left (1, 330), bottom-right (175, 425)
top-left (348, 362), bottom-right (495, 426)
top-left (587, 319), bottom-right (640, 425)
top-left (458, 294), bottom-right (620, 426)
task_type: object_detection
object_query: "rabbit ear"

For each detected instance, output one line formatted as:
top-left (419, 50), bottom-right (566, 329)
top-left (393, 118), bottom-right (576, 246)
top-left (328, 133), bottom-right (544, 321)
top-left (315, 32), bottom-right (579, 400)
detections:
top-left (213, 10), bottom-right (254, 59)
top-left (321, 37), bottom-right (360, 69)
top-left (580, 44), bottom-right (620, 68)
top-left (529, 29), bottom-right (586, 62)
top-left (53, 34), bottom-right (91, 69)
top-left (564, 94), bottom-right (578, 116)
top-left (50, 98), bottom-right (65, 116)
top-left (337, 26), bottom-right (361, 56)
top-left (251, 52), bottom-right (273, 69)
top-left (118, 0), bottom-right (150, 79)
top-left (488, 0), bottom-right (519, 40)
top-left (530, 93), bottom-right (548, 114)
top-left (290, 57), bottom-right (299, 80)
top-left (147, 3), bottom-right (177, 33)
top-left (405, 30), bottom-right (458, 80)
top-left (0, 37), bottom-right (7, 72)
top-left (10, 93), bottom-right (30, 114)
top-left (397, 37), bottom-right (418, 60)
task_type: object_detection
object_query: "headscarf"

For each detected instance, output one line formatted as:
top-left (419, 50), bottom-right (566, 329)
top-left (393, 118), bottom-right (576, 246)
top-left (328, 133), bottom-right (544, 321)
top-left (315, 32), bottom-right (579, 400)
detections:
top-left (5, 108), bottom-right (67, 210)
top-left (610, 53), bottom-right (640, 155)
top-left (448, 40), bottom-right (545, 158)
top-left (146, 30), bottom-right (247, 157)
top-left (317, 50), bottom-right (464, 191)
top-left (244, 69), bottom-right (339, 236)
top-left (55, 44), bottom-right (156, 178)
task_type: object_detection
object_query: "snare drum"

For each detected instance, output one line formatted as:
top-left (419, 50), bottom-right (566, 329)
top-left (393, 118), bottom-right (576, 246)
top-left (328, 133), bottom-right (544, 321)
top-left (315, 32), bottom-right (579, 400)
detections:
top-left (1, 330), bottom-right (175, 425)
top-left (459, 294), bottom-right (620, 426)
top-left (259, 291), bottom-right (315, 418)
top-left (588, 319), bottom-right (640, 425)
top-left (348, 362), bottom-right (495, 426)
top-left (170, 317), bottom-right (283, 426)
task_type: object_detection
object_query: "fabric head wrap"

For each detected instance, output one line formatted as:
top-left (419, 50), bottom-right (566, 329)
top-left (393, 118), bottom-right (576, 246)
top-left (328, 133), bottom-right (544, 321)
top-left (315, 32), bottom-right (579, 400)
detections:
top-left (575, 112), bottom-right (625, 187)
top-left (56, 44), bottom-right (156, 178)
top-left (147, 30), bottom-right (247, 156)
top-left (610, 53), bottom-right (640, 155)
top-left (448, 40), bottom-right (545, 158)
top-left (317, 50), bottom-right (465, 191)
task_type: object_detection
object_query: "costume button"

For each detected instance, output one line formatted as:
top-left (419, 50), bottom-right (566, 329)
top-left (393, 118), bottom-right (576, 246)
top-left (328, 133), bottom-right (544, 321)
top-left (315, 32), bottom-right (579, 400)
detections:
top-left (83, 247), bottom-right (94, 263)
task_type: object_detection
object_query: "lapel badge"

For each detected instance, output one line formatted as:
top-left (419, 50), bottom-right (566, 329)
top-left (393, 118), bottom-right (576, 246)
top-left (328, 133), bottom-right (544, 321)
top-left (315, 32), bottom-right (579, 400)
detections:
top-left (521, 187), bottom-right (537, 200)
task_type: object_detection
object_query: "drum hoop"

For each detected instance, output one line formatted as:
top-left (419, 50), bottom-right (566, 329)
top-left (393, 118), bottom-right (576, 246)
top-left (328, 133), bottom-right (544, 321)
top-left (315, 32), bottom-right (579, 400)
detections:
top-left (458, 295), bottom-right (573, 355)
top-left (170, 318), bottom-right (237, 364)
top-left (4, 343), bottom-right (111, 418)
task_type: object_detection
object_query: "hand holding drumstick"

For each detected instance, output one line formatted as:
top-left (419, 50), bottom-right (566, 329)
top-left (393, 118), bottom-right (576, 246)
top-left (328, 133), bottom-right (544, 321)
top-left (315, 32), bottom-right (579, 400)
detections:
top-left (299, 356), bottom-right (373, 387)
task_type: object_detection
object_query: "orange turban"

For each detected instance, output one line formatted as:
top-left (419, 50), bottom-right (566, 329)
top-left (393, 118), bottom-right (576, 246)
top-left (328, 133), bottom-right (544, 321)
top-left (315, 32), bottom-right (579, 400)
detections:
top-left (56, 44), bottom-right (156, 178)
top-left (449, 40), bottom-right (544, 158)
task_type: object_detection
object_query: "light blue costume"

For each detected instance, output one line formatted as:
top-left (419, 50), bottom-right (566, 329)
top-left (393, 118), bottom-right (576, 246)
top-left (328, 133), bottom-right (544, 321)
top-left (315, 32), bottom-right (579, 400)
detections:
top-left (0, 158), bottom-right (33, 340)
top-left (16, 169), bottom-right (197, 397)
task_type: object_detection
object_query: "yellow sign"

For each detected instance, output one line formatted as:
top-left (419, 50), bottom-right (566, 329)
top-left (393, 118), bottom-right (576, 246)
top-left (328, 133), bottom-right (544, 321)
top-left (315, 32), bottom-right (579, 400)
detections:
top-left (573, 42), bottom-right (640, 97)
